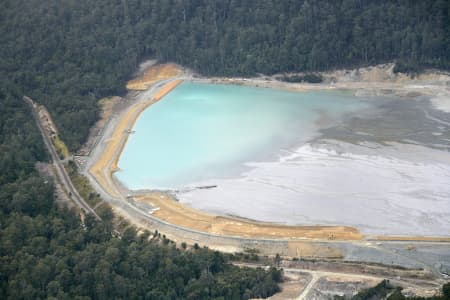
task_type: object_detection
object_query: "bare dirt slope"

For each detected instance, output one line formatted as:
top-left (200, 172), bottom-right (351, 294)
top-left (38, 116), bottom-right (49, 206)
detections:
top-left (126, 63), bottom-right (183, 90)
top-left (89, 79), bottom-right (182, 198)
top-left (137, 193), bottom-right (362, 240)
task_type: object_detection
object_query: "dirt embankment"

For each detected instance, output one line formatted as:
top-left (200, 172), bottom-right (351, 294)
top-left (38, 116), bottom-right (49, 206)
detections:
top-left (89, 79), bottom-right (182, 198)
top-left (196, 63), bottom-right (450, 101)
top-left (137, 193), bottom-right (362, 241)
top-left (320, 63), bottom-right (450, 84)
top-left (77, 96), bottom-right (125, 157)
top-left (374, 236), bottom-right (450, 243)
top-left (36, 104), bottom-right (70, 159)
top-left (126, 63), bottom-right (183, 90)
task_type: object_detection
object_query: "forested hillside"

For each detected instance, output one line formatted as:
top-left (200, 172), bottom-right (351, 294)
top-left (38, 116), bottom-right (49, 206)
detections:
top-left (1, 0), bottom-right (448, 149)
top-left (0, 91), bottom-right (283, 299)
top-left (0, 1), bottom-right (449, 298)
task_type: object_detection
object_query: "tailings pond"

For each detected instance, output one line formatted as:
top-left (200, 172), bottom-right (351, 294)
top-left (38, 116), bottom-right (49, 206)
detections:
top-left (116, 82), bottom-right (450, 236)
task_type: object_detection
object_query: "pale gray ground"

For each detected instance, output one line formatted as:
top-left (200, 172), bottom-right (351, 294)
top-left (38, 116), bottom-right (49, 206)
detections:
top-left (178, 95), bottom-right (450, 236)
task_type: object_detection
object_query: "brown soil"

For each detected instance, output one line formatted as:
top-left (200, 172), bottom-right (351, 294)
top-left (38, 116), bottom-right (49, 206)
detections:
top-left (89, 79), bottom-right (182, 198)
top-left (126, 63), bottom-right (183, 90)
top-left (373, 236), bottom-right (450, 242)
top-left (151, 79), bottom-right (182, 101)
top-left (137, 193), bottom-right (363, 240)
top-left (287, 241), bottom-right (343, 258)
top-left (77, 96), bottom-right (124, 156)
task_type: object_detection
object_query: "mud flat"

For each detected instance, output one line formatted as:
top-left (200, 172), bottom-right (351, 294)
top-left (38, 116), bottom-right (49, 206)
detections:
top-left (176, 66), bottom-right (450, 238)
top-left (178, 140), bottom-right (450, 236)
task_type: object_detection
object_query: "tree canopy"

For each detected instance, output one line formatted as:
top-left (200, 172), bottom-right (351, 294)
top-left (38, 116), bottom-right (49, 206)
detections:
top-left (1, 0), bottom-right (448, 149)
top-left (0, 92), bottom-right (282, 300)
top-left (0, 1), bottom-right (449, 298)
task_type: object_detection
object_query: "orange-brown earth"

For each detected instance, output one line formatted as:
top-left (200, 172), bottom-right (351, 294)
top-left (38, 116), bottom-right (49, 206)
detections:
top-left (89, 79), bottom-right (182, 198)
top-left (136, 193), bottom-right (363, 241)
top-left (126, 63), bottom-right (183, 90)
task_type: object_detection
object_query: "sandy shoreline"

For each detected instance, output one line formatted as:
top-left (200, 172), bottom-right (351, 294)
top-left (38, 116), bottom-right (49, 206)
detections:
top-left (86, 63), bottom-right (450, 242)
top-left (89, 79), bottom-right (182, 198)
top-left (137, 192), bottom-right (362, 240)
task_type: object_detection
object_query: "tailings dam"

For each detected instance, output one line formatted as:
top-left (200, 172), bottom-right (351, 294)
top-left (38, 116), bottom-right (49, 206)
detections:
top-left (114, 82), bottom-right (450, 237)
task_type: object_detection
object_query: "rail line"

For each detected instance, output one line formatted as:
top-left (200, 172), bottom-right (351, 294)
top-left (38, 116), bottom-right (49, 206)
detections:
top-left (24, 96), bottom-right (101, 220)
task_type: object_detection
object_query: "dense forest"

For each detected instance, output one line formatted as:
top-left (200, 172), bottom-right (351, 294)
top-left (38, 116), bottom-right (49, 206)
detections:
top-left (0, 91), bottom-right (283, 299)
top-left (0, 1), bottom-right (449, 298)
top-left (1, 0), bottom-right (448, 149)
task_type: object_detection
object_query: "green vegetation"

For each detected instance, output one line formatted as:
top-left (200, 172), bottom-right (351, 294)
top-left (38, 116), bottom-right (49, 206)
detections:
top-left (52, 135), bottom-right (70, 160)
top-left (1, 83), bottom-right (282, 299)
top-left (0, 94), bottom-right (283, 298)
top-left (393, 60), bottom-right (422, 75)
top-left (351, 280), bottom-right (397, 300)
top-left (66, 161), bottom-right (102, 208)
top-left (0, 207), bottom-right (282, 299)
top-left (276, 73), bottom-right (324, 83)
top-left (1, 0), bottom-right (448, 150)
top-left (350, 280), bottom-right (450, 300)
top-left (1, 1), bottom-right (449, 298)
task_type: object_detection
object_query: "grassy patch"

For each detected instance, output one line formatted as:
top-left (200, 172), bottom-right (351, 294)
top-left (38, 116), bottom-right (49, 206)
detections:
top-left (66, 161), bottom-right (102, 208)
top-left (52, 135), bottom-right (70, 159)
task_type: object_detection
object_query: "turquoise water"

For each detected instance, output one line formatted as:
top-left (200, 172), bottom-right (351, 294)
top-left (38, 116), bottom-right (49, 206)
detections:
top-left (116, 82), bottom-right (367, 190)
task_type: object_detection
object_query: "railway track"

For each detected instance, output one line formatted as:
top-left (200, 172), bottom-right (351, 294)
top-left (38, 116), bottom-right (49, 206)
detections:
top-left (24, 96), bottom-right (101, 220)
